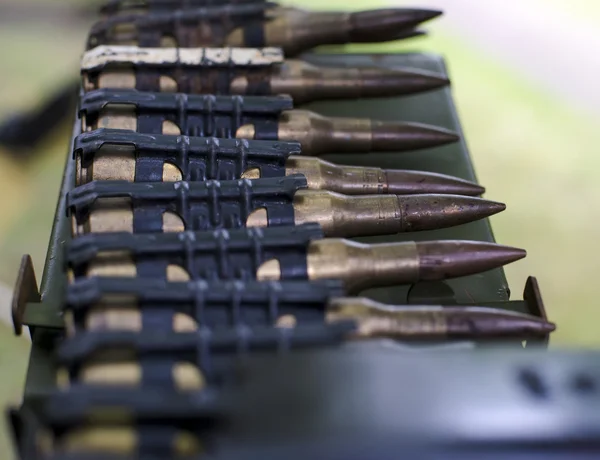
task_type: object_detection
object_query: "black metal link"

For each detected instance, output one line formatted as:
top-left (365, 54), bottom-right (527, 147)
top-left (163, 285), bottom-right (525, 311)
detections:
top-left (66, 175), bottom-right (306, 232)
top-left (66, 224), bottom-right (324, 281)
top-left (88, 3), bottom-right (274, 48)
top-left (66, 277), bottom-right (346, 331)
top-left (79, 89), bottom-right (290, 138)
top-left (57, 321), bottom-right (355, 378)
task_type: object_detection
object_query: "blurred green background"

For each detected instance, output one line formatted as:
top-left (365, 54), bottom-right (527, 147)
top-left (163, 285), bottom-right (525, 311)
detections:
top-left (0, 0), bottom-right (599, 457)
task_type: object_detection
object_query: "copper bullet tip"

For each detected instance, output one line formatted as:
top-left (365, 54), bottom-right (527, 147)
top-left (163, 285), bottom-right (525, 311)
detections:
top-left (349, 8), bottom-right (443, 42)
top-left (398, 195), bottom-right (505, 232)
top-left (417, 241), bottom-right (527, 280)
top-left (384, 170), bottom-right (484, 196)
top-left (328, 299), bottom-right (556, 340)
top-left (444, 307), bottom-right (557, 339)
top-left (357, 67), bottom-right (450, 97)
top-left (392, 67), bottom-right (450, 93)
top-left (371, 121), bottom-right (460, 152)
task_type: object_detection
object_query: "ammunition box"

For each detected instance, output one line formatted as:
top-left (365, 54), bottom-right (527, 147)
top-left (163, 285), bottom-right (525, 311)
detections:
top-left (6, 6), bottom-right (561, 452)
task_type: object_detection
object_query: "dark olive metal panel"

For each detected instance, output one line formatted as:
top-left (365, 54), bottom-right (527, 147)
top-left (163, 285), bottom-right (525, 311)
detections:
top-left (302, 52), bottom-right (511, 306)
top-left (20, 114), bottom-right (78, 409)
top-left (210, 347), bottom-right (600, 455)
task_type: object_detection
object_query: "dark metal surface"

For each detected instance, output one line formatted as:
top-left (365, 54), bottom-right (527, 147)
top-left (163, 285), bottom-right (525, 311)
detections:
top-left (217, 347), bottom-right (600, 446)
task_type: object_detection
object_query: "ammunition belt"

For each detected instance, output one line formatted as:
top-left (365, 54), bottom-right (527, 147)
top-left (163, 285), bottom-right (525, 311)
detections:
top-left (8, 2), bottom-right (556, 459)
top-left (88, 3), bottom-right (273, 49)
top-left (66, 277), bottom-right (346, 332)
top-left (99, 0), bottom-right (271, 17)
top-left (38, 45), bottom-right (347, 457)
top-left (81, 46), bottom-right (282, 95)
top-left (67, 175), bottom-right (306, 233)
top-left (66, 225), bottom-right (322, 281)
top-left (74, 129), bottom-right (300, 181)
top-left (80, 89), bottom-right (289, 138)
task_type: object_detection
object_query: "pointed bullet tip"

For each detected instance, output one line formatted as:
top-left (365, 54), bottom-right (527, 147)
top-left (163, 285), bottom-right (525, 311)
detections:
top-left (542, 321), bottom-right (557, 333)
top-left (479, 198), bottom-right (505, 218)
top-left (483, 245), bottom-right (527, 267)
top-left (384, 170), bottom-right (484, 196)
top-left (372, 122), bottom-right (460, 152)
top-left (394, 68), bottom-right (449, 93)
top-left (398, 195), bottom-right (506, 232)
top-left (503, 246), bottom-right (528, 263)
top-left (519, 318), bottom-right (556, 336)
top-left (473, 184), bottom-right (486, 195)
top-left (487, 200), bottom-right (507, 215)
top-left (446, 308), bottom-right (557, 339)
top-left (404, 8), bottom-right (444, 22)
top-left (446, 132), bottom-right (461, 143)
top-left (354, 67), bottom-right (450, 97)
top-left (417, 241), bottom-right (527, 281)
top-left (349, 8), bottom-right (443, 43)
top-left (415, 70), bottom-right (451, 89)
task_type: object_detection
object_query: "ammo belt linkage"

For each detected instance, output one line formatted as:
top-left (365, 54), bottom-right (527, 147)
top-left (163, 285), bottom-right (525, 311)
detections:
top-left (41, 10), bottom-right (350, 458)
top-left (80, 89), bottom-right (289, 139)
top-left (8, 2), bottom-right (557, 459)
top-left (51, 142), bottom-right (350, 455)
top-left (34, 44), bottom-right (356, 454)
top-left (74, 129), bottom-right (301, 181)
top-left (99, 0), bottom-right (271, 18)
top-left (88, 2), bottom-right (273, 49)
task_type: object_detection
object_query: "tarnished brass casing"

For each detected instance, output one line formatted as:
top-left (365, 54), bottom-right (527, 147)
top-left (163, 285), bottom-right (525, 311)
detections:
top-left (326, 297), bottom-right (556, 340)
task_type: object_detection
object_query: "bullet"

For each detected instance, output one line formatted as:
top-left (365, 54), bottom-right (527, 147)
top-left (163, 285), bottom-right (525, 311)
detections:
top-left (261, 239), bottom-right (527, 294)
top-left (282, 157), bottom-right (484, 196)
top-left (326, 297), bottom-right (556, 341)
top-left (239, 110), bottom-right (460, 154)
top-left (74, 134), bottom-right (483, 195)
top-left (68, 179), bottom-right (502, 237)
top-left (56, 303), bottom-right (552, 395)
top-left (67, 231), bottom-right (525, 293)
top-left (228, 7), bottom-right (443, 56)
top-left (82, 45), bottom-right (450, 102)
top-left (66, 301), bottom-right (555, 341)
top-left (352, 9), bottom-right (441, 39)
top-left (70, 277), bottom-right (554, 341)
top-left (265, 62), bottom-right (451, 103)
top-left (315, 240), bottom-right (527, 293)
top-left (89, 6), bottom-right (441, 55)
top-left (289, 192), bottom-right (504, 237)
top-left (83, 95), bottom-right (460, 154)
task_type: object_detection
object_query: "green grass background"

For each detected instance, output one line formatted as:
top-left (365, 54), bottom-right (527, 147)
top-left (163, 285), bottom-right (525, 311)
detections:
top-left (1, 0), bottom-right (599, 457)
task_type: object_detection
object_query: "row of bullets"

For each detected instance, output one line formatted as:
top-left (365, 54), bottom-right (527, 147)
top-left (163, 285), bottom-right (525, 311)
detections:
top-left (24, 1), bottom-right (555, 459)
